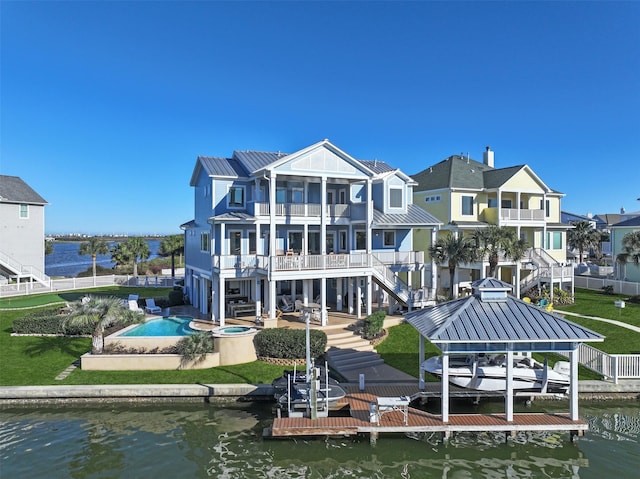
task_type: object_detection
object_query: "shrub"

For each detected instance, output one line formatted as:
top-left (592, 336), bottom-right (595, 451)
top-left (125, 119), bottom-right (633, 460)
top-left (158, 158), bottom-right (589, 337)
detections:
top-left (168, 288), bottom-right (185, 306)
top-left (254, 328), bottom-right (327, 360)
top-left (627, 295), bottom-right (640, 304)
top-left (362, 310), bottom-right (386, 340)
top-left (601, 285), bottom-right (615, 295)
top-left (175, 332), bottom-right (215, 367)
top-left (12, 308), bottom-right (93, 335)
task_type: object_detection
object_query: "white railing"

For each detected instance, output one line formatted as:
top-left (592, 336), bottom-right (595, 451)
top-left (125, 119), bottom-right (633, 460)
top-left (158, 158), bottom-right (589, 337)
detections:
top-left (372, 250), bottom-right (424, 265)
top-left (500, 208), bottom-right (545, 221)
top-left (574, 276), bottom-right (640, 296)
top-left (0, 250), bottom-right (50, 285)
top-left (253, 202), bottom-right (350, 218)
top-left (0, 274), bottom-right (179, 298)
top-left (559, 343), bottom-right (640, 383)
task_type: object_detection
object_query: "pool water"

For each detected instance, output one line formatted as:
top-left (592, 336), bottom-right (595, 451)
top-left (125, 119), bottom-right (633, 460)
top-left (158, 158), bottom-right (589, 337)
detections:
top-left (120, 316), bottom-right (195, 337)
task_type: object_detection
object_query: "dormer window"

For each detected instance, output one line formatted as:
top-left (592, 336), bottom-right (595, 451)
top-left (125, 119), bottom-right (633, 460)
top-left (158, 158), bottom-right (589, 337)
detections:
top-left (228, 186), bottom-right (245, 208)
top-left (389, 188), bottom-right (403, 208)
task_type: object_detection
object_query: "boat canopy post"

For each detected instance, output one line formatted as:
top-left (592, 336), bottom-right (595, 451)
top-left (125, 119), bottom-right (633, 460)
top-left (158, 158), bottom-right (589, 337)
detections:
top-left (570, 347), bottom-right (579, 420)
top-left (505, 349), bottom-right (514, 422)
top-left (441, 352), bottom-right (449, 423)
top-left (418, 335), bottom-right (425, 389)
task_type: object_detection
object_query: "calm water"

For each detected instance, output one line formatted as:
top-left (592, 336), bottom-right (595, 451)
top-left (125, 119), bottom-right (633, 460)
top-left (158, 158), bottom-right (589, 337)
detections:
top-left (1, 400), bottom-right (638, 478)
top-left (45, 240), bottom-right (161, 277)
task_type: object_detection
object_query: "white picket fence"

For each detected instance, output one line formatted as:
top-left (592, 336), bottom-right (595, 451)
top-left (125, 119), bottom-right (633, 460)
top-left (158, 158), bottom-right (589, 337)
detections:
top-left (0, 275), bottom-right (180, 298)
top-left (559, 343), bottom-right (640, 383)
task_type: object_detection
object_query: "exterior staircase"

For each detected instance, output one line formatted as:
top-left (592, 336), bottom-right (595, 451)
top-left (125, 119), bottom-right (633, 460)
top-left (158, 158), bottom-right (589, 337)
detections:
top-left (0, 250), bottom-right (50, 286)
top-left (520, 248), bottom-right (573, 295)
top-left (370, 254), bottom-right (433, 310)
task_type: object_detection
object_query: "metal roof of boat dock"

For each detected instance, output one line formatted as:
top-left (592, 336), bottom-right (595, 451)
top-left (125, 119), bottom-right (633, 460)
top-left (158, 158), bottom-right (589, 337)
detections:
top-left (405, 278), bottom-right (603, 350)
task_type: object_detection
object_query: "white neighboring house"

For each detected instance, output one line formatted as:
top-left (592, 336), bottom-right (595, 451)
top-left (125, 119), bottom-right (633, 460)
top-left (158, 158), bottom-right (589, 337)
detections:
top-left (0, 175), bottom-right (49, 285)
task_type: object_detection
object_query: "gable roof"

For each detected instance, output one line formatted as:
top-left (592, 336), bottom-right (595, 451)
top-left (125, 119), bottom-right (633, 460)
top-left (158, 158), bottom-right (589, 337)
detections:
top-left (0, 175), bottom-right (48, 205)
top-left (411, 154), bottom-right (559, 194)
top-left (612, 215), bottom-right (640, 228)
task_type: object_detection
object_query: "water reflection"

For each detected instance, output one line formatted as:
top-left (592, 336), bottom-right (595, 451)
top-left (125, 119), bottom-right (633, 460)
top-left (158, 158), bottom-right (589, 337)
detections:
top-left (0, 401), bottom-right (637, 479)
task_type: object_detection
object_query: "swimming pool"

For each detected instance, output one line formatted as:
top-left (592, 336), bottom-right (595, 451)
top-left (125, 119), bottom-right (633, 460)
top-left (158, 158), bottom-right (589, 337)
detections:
top-left (119, 316), bottom-right (196, 337)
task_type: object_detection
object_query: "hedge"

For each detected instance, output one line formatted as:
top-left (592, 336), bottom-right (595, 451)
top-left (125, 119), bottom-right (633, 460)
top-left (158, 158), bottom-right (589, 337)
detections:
top-left (362, 310), bottom-right (386, 339)
top-left (12, 308), bottom-right (93, 335)
top-left (254, 328), bottom-right (327, 360)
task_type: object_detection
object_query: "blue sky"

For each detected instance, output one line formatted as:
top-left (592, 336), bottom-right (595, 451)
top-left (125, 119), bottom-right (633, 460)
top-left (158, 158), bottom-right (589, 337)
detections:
top-left (1, 1), bottom-right (638, 235)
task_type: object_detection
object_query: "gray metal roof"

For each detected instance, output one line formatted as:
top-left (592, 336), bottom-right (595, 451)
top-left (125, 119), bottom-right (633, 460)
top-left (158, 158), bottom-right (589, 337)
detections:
top-left (180, 219), bottom-right (197, 229)
top-left (0, 175), bottom-right (48, 204)
top-left (198, 156), bottom-right (248, 178)
top-left (405, 295), bottom-right (603, 346)
top-left (210, 211), bottom-right (256, 222)
top-left (358, 160), bottom-right (395, 175)
top-left (373, 204), bottom-right (442, 227)
top-left (233, 150), bottom-right (288, 174)
top-left (612, 215), bottom-right (640, 227)
top-left (471, 278), bottom-right (513, 291)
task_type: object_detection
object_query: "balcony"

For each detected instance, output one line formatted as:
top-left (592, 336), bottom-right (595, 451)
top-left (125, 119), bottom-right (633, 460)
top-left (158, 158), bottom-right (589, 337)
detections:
top-left (254, 202), bottom-right (350, 219)
top-left (212, 251), bottom-right (424, 273)
top-left (483, 207), bottom-right (545, 223)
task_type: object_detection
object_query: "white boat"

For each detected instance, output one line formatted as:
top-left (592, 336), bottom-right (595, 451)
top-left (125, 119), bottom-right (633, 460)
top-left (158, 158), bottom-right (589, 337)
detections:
top-left (422, 354), bottom-right (570, 392)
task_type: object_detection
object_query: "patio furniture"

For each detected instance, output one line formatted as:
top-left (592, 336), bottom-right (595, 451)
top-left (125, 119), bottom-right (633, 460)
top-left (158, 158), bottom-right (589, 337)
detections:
top-left (128, 300), bottom-right (143, 313)
top-left (145, 298), bottom-right (162, 314)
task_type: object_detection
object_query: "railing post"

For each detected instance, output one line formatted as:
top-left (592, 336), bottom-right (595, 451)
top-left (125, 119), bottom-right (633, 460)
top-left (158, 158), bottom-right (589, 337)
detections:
top-left (613, 355), bottom-right (619, 384)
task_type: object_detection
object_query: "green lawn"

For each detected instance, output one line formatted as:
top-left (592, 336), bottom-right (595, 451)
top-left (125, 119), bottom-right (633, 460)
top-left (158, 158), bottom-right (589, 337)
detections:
top-left (0, 288), bottom-right (289, 387)
top-left (556, 288), bottom-right (640, 328)
top-left (2, 285), bottom-right (639, 387)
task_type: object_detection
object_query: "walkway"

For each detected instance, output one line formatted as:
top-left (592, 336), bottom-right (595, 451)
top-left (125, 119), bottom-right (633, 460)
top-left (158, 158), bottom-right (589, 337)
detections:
top-left (556, 309), bottom-right (640, 333)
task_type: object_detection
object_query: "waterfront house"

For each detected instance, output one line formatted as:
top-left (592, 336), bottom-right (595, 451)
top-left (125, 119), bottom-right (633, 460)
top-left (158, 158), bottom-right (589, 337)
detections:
top-left (411, 147), bottom-right (573, 299)
top-left (182, 139), bottom-right (441, 326)
top-left (611, 215), bottom-right (640, 282)
top-left (0, 175), bottom-right (49, 285)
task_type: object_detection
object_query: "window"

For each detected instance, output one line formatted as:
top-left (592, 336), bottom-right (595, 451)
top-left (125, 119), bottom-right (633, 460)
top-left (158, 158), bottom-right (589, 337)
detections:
top-left (276, 187), bottom-right (286, 204)
top-left (19, 204), bottom-right (28, 219)
top-left (200, 232), bottom-right (210, 252)
top-left (501, 199), bottom-right (512, 208)
top-left (249, 232), bottom-right (256, 254)
top-left (461, 196), bottom-right (474, 215)
top-left (339, 190), bottom-right (346, 204)
top-left (339, 231), bottom-right (347, 251)
top-left (327, 191), bottom-right (335, 204)
top-left (292, 188), bottom-right (303, 203)
top-left (228, 186), bottom-right (245, 208)
top-left (545, 232), bottom-right (562, 250)
top-left (425, 195), bottom-right (442, 204)
top-left (383, 231), bottom-right (395, 247)
top-left (230, 231), bottom-right (241, 254)
top-left (389, 188), bottom-right (403, 208)
top-left (488, 198), bottom-right (497, 208)
top-left (355, 230), bottom-right (366, 250)
top-left (540, 199), bottom-right (550, 217)
top-left (326, 233), bottom-right (335, 253)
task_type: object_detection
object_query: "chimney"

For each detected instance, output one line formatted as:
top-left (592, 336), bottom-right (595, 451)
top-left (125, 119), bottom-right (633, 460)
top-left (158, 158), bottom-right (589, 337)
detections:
top-left (483, 146), bottom-right (494, 168)
top-left (621, 207), bottom-right (626, 214)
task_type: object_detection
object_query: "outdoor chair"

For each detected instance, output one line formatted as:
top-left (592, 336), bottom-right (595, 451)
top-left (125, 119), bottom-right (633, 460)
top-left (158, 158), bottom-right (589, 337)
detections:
top-left (145, 298), bottom-right (162, 314)
top-left (280, 297), bottom-right (294, 312)
top-left (128, 300), bottom-right (143, 313)
top-left (294, 300), bottom-right (303, 312)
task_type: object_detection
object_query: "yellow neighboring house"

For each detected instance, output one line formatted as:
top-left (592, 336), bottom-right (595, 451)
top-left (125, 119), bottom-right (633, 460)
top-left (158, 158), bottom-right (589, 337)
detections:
top-left (411, 147), bottom-right (573, 299)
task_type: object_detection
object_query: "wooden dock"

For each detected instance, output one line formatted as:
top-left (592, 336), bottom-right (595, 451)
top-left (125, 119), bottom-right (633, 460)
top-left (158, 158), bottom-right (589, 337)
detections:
top-left (266, 384), bottom-right (588, 442)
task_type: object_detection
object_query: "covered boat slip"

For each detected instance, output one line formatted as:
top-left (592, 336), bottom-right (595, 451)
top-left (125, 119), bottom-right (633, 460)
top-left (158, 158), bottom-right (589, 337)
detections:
top-left (267, 384), bottom-right (589, 441)
top-left (405, 278), bottom-right (604, 424)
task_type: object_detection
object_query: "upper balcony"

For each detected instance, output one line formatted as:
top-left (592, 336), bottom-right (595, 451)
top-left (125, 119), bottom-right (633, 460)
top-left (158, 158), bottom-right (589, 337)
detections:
top-left (253, 202), bottom-right (356, 220)
top-left (483, 207), bottom-right (545, 224)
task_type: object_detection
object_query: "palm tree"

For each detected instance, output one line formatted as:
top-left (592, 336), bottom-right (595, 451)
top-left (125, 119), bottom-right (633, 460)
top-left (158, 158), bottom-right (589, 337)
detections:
top-left (567, 220), bottom-right (601, 263)
top-left (111, 237), bottom-right (150, 276)
top-left (471, 225), bottom-right (528, 278)
top-left (110, 242), bottom-right (134, 272)
top-left (616, 231), bottom-right (640, 278)
top-left (429, 232), bottom-right (477, 299)
top-left (159, 234), bottom-right (184, 278)
top-left (79, 236), bottom-right (110, 277)
top-left (61, 296), bottom-right (143, 354)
